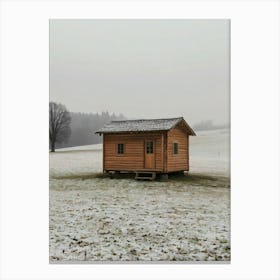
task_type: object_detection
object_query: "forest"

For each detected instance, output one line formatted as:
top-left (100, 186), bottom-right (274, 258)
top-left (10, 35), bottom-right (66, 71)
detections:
top-left (56, 111), bottom-right (125, 148)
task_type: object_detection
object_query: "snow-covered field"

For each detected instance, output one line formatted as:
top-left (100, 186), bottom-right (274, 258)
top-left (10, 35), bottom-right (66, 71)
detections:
top-left (190, 129), bottom-right (230, 176)
top-left (49, 129), bottom-right (230, 262)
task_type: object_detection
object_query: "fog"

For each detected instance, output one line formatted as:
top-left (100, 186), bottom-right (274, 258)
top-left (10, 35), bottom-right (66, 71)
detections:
top-left (50, 19), bottom-right (230, 126)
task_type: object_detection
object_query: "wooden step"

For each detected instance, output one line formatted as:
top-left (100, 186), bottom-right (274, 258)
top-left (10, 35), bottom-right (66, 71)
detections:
top-left (135, 172), bottom-right (156, 181)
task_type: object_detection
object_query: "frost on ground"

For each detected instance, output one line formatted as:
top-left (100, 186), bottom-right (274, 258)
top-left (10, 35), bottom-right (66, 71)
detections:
top-left (49, 129), bottom-right (230, 262)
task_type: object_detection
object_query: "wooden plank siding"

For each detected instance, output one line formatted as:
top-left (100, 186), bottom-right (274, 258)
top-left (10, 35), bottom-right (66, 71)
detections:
top-left (103, 134), bottom-right (105, 172)
top-left (98, 117), bottom-right (194, 174)
top-left (166, 126), bottom-right (189, 172)
top-left (163, 131), bottom-right (168, 173)
top-left (103, 132), bottom-right (164, 172)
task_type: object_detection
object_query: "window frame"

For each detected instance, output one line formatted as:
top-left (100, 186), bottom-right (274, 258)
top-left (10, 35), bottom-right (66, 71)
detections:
top-left (173, 142), bottom-right (179, 155)
top-left (116, 143), bottom-right (125, 155)
top-left (146, 140), bottom-right (154, 154)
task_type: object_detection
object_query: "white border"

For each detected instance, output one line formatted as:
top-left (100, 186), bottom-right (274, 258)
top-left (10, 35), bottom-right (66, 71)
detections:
top-left (0, 1), bottom-right (279, 279)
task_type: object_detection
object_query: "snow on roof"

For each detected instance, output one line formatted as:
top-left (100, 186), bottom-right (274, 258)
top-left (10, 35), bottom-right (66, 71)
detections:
top-left (96, 117), bottom-right (195, 135)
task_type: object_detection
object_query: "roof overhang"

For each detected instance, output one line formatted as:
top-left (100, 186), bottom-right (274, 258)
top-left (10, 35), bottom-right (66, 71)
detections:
top-left (95, 117), bottom-right (196, 136)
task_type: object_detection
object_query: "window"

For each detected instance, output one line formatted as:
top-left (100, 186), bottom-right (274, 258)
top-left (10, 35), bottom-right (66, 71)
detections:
top-left (117, 143), bottom-right (124, 154)
top-left (146, 141), bottom-right (154, 154)
top-left (173, 143), bottom-right (178, 154)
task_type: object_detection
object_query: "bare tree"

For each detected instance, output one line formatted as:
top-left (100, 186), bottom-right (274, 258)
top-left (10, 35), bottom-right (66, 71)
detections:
top-left (49, 102), bottom-right (71, 152)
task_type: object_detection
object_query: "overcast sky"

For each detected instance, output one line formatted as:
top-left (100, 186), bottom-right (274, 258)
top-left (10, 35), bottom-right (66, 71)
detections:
top-left (50, 19), bottom-right (230, 125)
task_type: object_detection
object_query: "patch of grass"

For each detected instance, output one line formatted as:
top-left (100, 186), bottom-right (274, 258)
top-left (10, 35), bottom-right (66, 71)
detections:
top-left (52, 172), bottom-right (135, 180)
top-left (168, 172), bottom-right (230, 188)
top-left (169, 172), bottom-right (217, 182)
top-left (52, 173), bottom-right (108, 180)
top-left (51, 171), bottom-right (230, 188)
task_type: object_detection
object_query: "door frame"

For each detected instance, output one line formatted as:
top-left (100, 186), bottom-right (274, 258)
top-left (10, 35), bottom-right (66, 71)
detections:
top-left (144, 139), bottom-right (156, 169)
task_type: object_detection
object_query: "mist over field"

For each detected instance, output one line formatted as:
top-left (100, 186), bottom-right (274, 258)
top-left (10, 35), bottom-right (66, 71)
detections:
top-left (50, 19), bottom-right (230, 149)
top-left (55, 110), bottom-right (229, 149)
top-left (54, 111), bottom-right (124, 148)
top-left (50, 19), bottom-right (230, 125)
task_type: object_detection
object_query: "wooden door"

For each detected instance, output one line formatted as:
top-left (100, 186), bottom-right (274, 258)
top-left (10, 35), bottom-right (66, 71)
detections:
top-left (145, 140), bottom-right (155, 169)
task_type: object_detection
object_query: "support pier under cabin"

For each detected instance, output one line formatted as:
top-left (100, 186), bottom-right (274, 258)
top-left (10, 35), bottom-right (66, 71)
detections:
top-left (95, 117), bottom-right (196, 179)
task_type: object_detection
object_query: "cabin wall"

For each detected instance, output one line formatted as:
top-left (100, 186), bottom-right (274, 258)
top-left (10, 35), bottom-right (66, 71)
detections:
top-left (104, 132), bottom-right (164, 172)
top-left (167, 127), bottom-right (189, 172)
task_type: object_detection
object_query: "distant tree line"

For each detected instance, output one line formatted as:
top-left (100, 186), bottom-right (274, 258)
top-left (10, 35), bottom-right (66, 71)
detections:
top-left (55, 111), bottom-right (125, 149)
top-left (49, 101), bottom-right (229, 150)
top-left (192, 120), bottom-right (230, 132)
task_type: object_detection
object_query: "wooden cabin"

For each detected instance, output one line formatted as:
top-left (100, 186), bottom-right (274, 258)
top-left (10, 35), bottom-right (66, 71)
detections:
top-left (96, 117), bottom-right (196, 179)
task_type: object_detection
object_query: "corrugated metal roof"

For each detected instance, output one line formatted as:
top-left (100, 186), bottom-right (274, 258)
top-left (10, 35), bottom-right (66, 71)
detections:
top-left (96, 117), bottom-right (195, 135)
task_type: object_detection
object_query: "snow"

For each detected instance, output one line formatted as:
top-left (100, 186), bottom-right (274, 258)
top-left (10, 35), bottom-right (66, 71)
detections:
top-left (95, 117), bottom-right (188, 133)
top-left (190, 129), bottom-right (230, 176)
top-left (49, 129), bottom-right (230, 262)
top-left (56, 143), bottom-right (103, 151)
